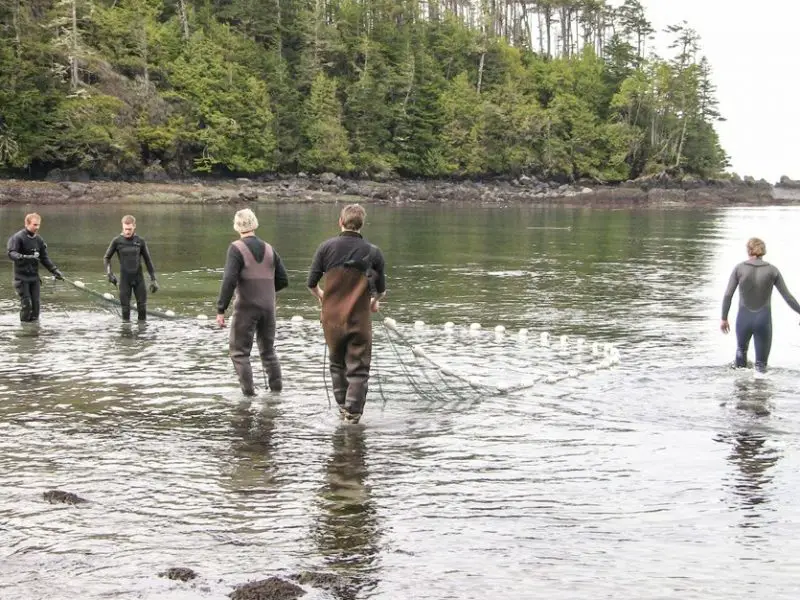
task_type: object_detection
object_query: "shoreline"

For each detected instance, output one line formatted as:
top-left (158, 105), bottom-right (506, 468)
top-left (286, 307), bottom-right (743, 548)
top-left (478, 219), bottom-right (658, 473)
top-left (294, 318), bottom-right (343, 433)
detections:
top-left (0, 175), bottom-right (798, 208)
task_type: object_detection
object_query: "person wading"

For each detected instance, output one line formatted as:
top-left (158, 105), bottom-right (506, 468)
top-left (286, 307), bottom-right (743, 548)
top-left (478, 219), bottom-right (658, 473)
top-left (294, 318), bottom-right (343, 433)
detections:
top-left (217, 209), bottom-right (288, 396)
top-left (721, 236), bottom-right (800, 373)
top-left (307, 204), bottom-right (386, 424)
top-left (6, 212), bottom-right (64, 322)
top-left (103, 215), bottom-right (159, 321)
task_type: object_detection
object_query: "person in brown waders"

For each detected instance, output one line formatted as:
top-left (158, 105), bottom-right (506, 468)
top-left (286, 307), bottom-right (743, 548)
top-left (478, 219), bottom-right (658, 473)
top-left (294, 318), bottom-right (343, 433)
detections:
top-left (216, 209), bottom-right (289, 396)
top-left (308, 204), bottom-right (386, 424)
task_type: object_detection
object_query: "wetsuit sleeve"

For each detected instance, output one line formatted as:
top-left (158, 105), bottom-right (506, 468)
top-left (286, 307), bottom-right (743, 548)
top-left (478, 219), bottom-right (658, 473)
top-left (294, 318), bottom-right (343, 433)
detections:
top-left (307, 243), bottom-right (326, 288)
top-left (372, 247), bottom-right (386, 295)
top-left (140, 239), bottom-right (156, 280)
top-left (103, 238), bottom-right (118, 273)
top-left (7, 233), bottom-right (24, 262)
top-left (273, 249), bottom-right (289, 292)
top-left (216, 244), bottom-right (244, 314)
top-left (774, 269), bottom-right (800, 314)
top-left (38, 238), bottom-right (58, 274)
top-left (721, 266), bottom-right (739, 319)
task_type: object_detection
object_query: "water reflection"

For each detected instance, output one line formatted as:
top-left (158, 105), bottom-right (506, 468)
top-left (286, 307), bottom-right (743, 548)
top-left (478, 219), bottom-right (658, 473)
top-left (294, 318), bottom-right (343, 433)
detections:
top-left (721, 379), bottom-right (781, 526)
top-left (227, 400), bottom-right (279, 491)
top-left (311, 426), bottom-right (380, 596)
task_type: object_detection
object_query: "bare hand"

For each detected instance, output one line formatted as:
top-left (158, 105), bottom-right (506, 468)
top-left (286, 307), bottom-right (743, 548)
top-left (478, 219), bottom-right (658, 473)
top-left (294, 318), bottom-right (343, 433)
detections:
top-left (370, 298), bottom-right (380, 313)
top-left (720, 319), bottom-right (730, 334)
top-left (216, 314), bottom-right (225, 328)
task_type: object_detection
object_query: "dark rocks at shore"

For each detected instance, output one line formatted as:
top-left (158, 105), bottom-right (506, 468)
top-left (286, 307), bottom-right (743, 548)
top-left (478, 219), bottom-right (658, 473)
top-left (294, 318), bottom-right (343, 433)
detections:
top-left (42, 490), bottom-right (88, 505)
top-left (289, 571), bottom-right (355, 599)
top-left (229, 577), bottom-right (306, 600)
top-left (0, 170), bottom-right (790, 207)
top-left (159, 567), bottom-right (198, 582)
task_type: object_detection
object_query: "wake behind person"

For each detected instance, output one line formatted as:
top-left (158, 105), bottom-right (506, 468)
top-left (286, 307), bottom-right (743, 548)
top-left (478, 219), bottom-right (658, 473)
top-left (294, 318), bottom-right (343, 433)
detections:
top-left (720, 237), bottom-right (800, 373)
top-left (308, 204), bottom-right (386, 424)
top-left (6, 212), bottom-right (64, 322)
top-left (216, 209), bottom-right (288, 396)
top-left (104, 215), bottom-right (159, 322)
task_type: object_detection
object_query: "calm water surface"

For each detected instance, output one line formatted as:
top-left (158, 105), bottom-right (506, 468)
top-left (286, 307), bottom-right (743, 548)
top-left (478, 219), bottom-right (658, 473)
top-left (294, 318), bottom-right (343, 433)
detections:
top-left (1, 203), bottom-right (800, 599)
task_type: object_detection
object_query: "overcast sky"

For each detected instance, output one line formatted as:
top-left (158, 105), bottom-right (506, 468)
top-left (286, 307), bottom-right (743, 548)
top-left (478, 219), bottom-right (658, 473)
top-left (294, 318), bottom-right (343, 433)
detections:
top-left (635, 0), bottom-right (795, 182)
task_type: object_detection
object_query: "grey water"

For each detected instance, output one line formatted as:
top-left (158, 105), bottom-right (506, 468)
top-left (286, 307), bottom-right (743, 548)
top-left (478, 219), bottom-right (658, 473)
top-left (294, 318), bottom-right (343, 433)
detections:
top-left (1, 203), bottom-right (800, 599)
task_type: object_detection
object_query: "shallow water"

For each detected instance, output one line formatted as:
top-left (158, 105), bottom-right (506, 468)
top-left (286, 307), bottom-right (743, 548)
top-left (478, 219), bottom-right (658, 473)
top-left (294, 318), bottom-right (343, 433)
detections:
top-left (2, 203), bottom-right (800, 599)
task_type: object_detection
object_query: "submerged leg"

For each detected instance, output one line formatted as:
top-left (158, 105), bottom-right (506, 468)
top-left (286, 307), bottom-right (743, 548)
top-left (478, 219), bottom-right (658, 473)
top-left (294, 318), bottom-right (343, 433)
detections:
top-left (343, 330), bottom-right (372, 420)
top-left (734, 310), bottom-right (754, 368)
top-left (133, 275), bottom-right (148, 321)
top-left (230, 308), bottom-right (257, 395)
top-left (752, 309), bottom-right (773, 373)
top-left (119, 276), bottom-right (133, 321)
top-left (255, 311), bottom-right (282, 391)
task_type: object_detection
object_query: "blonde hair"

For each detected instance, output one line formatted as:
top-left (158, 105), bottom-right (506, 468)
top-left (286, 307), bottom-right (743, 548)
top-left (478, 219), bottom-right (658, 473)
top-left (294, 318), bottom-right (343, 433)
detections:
top-left (747, 237), bottom-right (766, 257)
top-left (121, 215), bottom-right (136, 225)
top-left (340, 204), bottom-right (365, 231)
top-left (25, 213), bottom-right (41, 225)
top-left (234, 208), bottom-right (258, 233)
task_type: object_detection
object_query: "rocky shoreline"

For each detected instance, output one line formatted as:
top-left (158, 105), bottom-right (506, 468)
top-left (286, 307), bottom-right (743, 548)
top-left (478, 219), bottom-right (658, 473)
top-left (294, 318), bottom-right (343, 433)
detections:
top-left (0, 173), bottom-right (797, 208)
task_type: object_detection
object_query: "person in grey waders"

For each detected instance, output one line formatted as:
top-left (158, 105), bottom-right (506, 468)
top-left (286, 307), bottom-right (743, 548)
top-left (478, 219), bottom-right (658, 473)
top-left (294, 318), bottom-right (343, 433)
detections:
top-left (216, 209), bottom-right (288, 396)
top-left (6, 212), bottom-right (64, 322)
top-left (104, 214), bottom-right (159, 321)
top-left (721, 236), bottom-right (800, 373)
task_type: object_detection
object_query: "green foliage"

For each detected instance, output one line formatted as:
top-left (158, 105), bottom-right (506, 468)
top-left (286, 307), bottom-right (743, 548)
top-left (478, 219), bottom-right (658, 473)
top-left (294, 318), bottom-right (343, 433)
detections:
top-left (0, 0), bottom-right (729, 180)
top-left (300, 72), bottom-right (352, 173)
top-left (167, 28), bottom-right (277, 173)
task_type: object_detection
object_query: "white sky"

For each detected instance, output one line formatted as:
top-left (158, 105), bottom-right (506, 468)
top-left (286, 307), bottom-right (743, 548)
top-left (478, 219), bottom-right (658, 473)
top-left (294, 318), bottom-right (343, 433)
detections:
top-left (638, 0), bottom-right (797, 182)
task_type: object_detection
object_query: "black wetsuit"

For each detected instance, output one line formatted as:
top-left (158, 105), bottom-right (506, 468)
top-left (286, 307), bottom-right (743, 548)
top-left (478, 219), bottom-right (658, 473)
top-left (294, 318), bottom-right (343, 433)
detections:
top-left (103, 234), bottom-right (156, 321)
top-left (217, 235), bottom-right (289, 395)
top-left (722, 258), bottom-right (800, 372)
top-left (308, 231), bottom-right (386, 420)
top-left (6, 229), bottom-right (61, 321)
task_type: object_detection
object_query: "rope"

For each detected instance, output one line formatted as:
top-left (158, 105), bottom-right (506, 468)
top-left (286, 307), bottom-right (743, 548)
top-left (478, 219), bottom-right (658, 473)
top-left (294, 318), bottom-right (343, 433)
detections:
top-left (64, 277), bottom-right (180, 320)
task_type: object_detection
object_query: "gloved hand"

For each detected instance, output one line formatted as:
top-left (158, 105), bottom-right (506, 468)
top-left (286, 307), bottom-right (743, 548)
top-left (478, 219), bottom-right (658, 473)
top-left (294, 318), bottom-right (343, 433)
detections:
top-left (149, 279), bottom-right (159, 293)
top-left (107, 272), bottom-right (118, 286)
top-left (53, 269), bottom-right (64, 280)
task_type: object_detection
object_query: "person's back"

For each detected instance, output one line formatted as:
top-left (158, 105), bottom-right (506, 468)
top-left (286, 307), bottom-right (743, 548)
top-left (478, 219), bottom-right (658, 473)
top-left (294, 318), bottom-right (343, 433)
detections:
top-left (231, 236), bottom-right (276, 313)
top-left (721, 237), bottom-right (800, 373)
top-left (216, 209), bottom-right (288, 396)
top-left (731, 259), bottom-right (785, 311)
top-left (307, 204), bottom-right (386, 424)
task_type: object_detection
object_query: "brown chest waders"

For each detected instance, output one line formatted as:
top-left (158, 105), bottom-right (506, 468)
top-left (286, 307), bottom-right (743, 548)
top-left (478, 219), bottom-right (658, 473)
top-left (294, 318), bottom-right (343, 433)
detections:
top-left (321, 267), bottom-right (372, 418)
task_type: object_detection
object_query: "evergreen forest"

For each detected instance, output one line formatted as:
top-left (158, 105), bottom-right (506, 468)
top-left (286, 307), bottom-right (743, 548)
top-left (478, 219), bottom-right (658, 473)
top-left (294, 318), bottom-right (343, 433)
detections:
top-left (0, 0), bottom-right (729, 181)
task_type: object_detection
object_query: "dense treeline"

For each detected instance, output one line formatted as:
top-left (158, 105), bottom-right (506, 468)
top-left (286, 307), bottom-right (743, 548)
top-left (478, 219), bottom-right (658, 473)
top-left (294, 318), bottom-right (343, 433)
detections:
top-left (0, 0), bottom-right (728, 181)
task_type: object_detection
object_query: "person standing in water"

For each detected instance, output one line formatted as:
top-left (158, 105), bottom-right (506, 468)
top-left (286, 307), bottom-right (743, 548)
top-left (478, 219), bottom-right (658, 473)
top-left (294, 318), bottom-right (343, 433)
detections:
top-left (216, 209), bottom-right (288, 396)
top-left (104, 215), bottom-right (159, 321)
top-left (721, 237), bottom-right (800, 373)
top-left (307, 204), bottom-right (386, 424)
top-left (6, 212), bottom-right (64, 322)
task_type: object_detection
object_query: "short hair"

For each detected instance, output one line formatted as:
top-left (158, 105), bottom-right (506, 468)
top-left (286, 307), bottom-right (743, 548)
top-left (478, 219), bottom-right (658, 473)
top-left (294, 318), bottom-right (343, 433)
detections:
top-left (747, 237), bottom-right (766, 257)
top-left (340, 204), bottom-right (365, 231)
top-left (25, 213), bottom-right (41, 225)
top-left (121, 215), bottom-right (136, 225)
top-left (234, 208), bottom-right (258, 233)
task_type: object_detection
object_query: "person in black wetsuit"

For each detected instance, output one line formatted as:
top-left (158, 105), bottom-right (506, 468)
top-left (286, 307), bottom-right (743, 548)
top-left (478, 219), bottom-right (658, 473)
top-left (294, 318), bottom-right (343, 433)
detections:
top-left (103, 215), bottom-right (159, 321)
top-left (216, 208), bottom-right (288, 396)
top-left (6, 212), bottom-right (64, 322)
top-left (308, 204), bottom-right (386, 424)
top-left (721, 237), bottom-right (800, 373)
